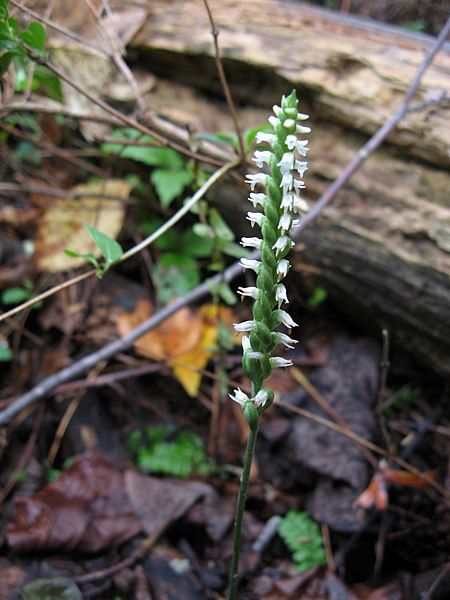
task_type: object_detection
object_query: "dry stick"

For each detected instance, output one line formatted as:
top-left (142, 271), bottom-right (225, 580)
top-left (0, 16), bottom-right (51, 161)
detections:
top-left (0, 158), bottom-right (239, 323)
top-left (0, 19), bottom-right (449, 426)
top-left (0, 102), bottom-right (234, 165)
top-left (202, 0), bottom-right (245, 158)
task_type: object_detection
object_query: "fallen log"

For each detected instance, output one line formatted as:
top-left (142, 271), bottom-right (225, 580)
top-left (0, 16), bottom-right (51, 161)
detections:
top-left (132, 0), bottom-right (450, 168)
top-left (134, 66), bottom-right (450, 376)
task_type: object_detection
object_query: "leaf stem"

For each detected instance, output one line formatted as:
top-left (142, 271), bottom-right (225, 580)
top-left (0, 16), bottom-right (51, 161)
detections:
top-left (228, 417), bottom-right (260, 600)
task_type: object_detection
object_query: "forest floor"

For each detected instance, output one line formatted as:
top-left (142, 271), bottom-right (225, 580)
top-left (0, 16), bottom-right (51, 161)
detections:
top-left (0, 1), bottom-right (449, 599)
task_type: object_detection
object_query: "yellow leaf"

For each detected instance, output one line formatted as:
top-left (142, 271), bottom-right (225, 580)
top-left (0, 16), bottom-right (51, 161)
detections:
top-left (115, 300), bottom-right (235, 396)
top-left (34, 179), bottom-right (130, 272)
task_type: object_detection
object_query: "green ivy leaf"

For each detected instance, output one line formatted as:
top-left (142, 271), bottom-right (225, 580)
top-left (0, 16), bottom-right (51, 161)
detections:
top-left (151, 168), bottom-right (192, 207)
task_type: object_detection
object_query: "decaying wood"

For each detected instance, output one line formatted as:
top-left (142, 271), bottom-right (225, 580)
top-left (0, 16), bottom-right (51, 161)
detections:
top-left (132, 0), bottom-right (450, 168)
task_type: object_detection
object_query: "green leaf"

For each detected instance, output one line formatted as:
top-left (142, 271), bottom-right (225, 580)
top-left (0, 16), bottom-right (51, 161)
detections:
top-left (0, 345), bottom-right (13, 361)
top-left (219, 240), bottom-right (247, 259)
top-left (307, 286), bottom-right (328, 308)
top-left (244, 122), bottom-right (273, 150)
top-left (192, 222), bottom-right (214, 239)
top-left (216, 281), bottom-right (237, 305)
top-left (278, 511), bottom-right (327, 573)
top-left (151, 168), bottom-right (192, 207)
top-left (0, 50), bottom-right (14, 75)
top-left (84, 224), bottom-right (123, 266)
top-left (181, 229), bottom-right (214, 258)
top-left (123, 146), bottom-right (183, 169)
top-left (155, 253), bottom-right (200, 304)
top-left (20, 22), bottom-right (46, 53)
top-left (209, 208), bottom-right (234, 242)
top-left (197, 130), bottom-right (238, 149)
top-left (1, 286), bottom-right (32, 304)
top-left (134, 428), bottom-right (215, 478)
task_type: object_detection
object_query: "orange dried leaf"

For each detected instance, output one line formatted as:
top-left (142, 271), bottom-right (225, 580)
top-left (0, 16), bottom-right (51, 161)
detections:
top-left (116, 299), bottom-right (234, 396)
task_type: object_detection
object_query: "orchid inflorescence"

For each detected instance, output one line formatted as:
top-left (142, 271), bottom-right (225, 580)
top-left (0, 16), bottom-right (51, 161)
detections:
top-left (230, 90), bottom-right (310, 427)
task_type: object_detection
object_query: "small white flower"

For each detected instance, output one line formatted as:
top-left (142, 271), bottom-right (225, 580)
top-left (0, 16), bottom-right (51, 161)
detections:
top-left (292, 195), bottom-right (309, 213)
top-left (285, 135), bottom-right (298, 151)
top-left (268, 116), bottom-right (280, 128)
top-left (229, 388), bottom-right (250, 406)
top-left (248, 192), bottom-right (267, 207)
top-left (277, 152), bottom-right (295, 175)
top-left (283, 118), bottom-right (296, 129)
top-left (242, 335), bottom-right (251, 352)
top-left (254, 389), bottom-right (269, 408)
top-left (240, 236), bottom-right (262, 249)
top-left (237, 286), bottom-right (259, 300)
top-left (247, 211), bottom-right (264, 228)
top-left (277, 310), bottom-right (298, 329)
top-left (272, 105), bottom-right (282, 117)
top-left (246, 173), bottom-right (269, 190)
top-left (285, 134), bottom-right (311, 152)
top-left (298, 112), bottom-right (309, 121)
top-left (293, 179), bottom-right (306, 195)
top-left (275, 283), bottom-right (289, 307)
top-left (296, 124), bottom-right (311, 134)
top-left (295, 140), bottom-right (309, 157)
top-left (278, 213), bottom-right (293, 234)
top-left (281, 192), bottom-right (295, 211)
top-left (240, 258), bottom-right (260, 273)
top-left (270, 357), bottom-right (293, 369)
top-left (273, 236), bottom-right (292, 256)
top-left (280, 173), bottom-right (293, 195)
top-left (275, 332), bottom-right (298, 349)
top-left (252, 150), bottom-right (273, 168)
top-left (295, 161), bottom-right (308, 178)
top-left (276, 259), bottom-right (290, 280)
top-left (234, 320), bottom-right (255, 332)
top-left (255, 132), bottom-right (277, 146)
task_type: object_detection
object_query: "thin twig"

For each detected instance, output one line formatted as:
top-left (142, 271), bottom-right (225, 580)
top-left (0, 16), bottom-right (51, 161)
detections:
top-left (376, 329), bottom-right (395, 454)
top-left (277, 398), bottom-right (447, 496)
top-left (0, 158), bottom-right (239, 323)
top-left (2, 47), bottom-right (222, 166)
top-left (9, 0), bottom-right (109, 55)
top-left (291, 366), bottom-right (378, 468)
top-left (298, 16), bottom-right (450, 232)
top-left (1, 20), bottom-right (448, 426)
top-left (202, 0), bottom-right (245, 158)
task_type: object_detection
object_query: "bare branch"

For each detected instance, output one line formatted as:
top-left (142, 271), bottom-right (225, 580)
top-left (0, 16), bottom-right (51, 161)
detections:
top-left (202, 0), bottom-right (245, 158)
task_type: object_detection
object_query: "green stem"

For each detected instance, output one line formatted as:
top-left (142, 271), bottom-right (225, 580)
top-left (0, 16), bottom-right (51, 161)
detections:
top-left (228, 417), bottom-right (260, 600)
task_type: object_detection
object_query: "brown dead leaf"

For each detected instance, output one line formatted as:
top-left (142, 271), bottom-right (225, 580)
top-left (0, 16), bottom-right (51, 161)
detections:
top-left (6, 452), bottom-right (141, 554)
top-left (116, 300), bottom-right (234, 396)
top-left (125, 471), bottom-right (211, 538)
top-left (34, 179), bottom-right (129, 272)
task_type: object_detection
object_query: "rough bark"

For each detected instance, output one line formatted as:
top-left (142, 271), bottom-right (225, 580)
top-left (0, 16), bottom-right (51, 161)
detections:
top-left (132, 0), bottom-right (450, 168)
